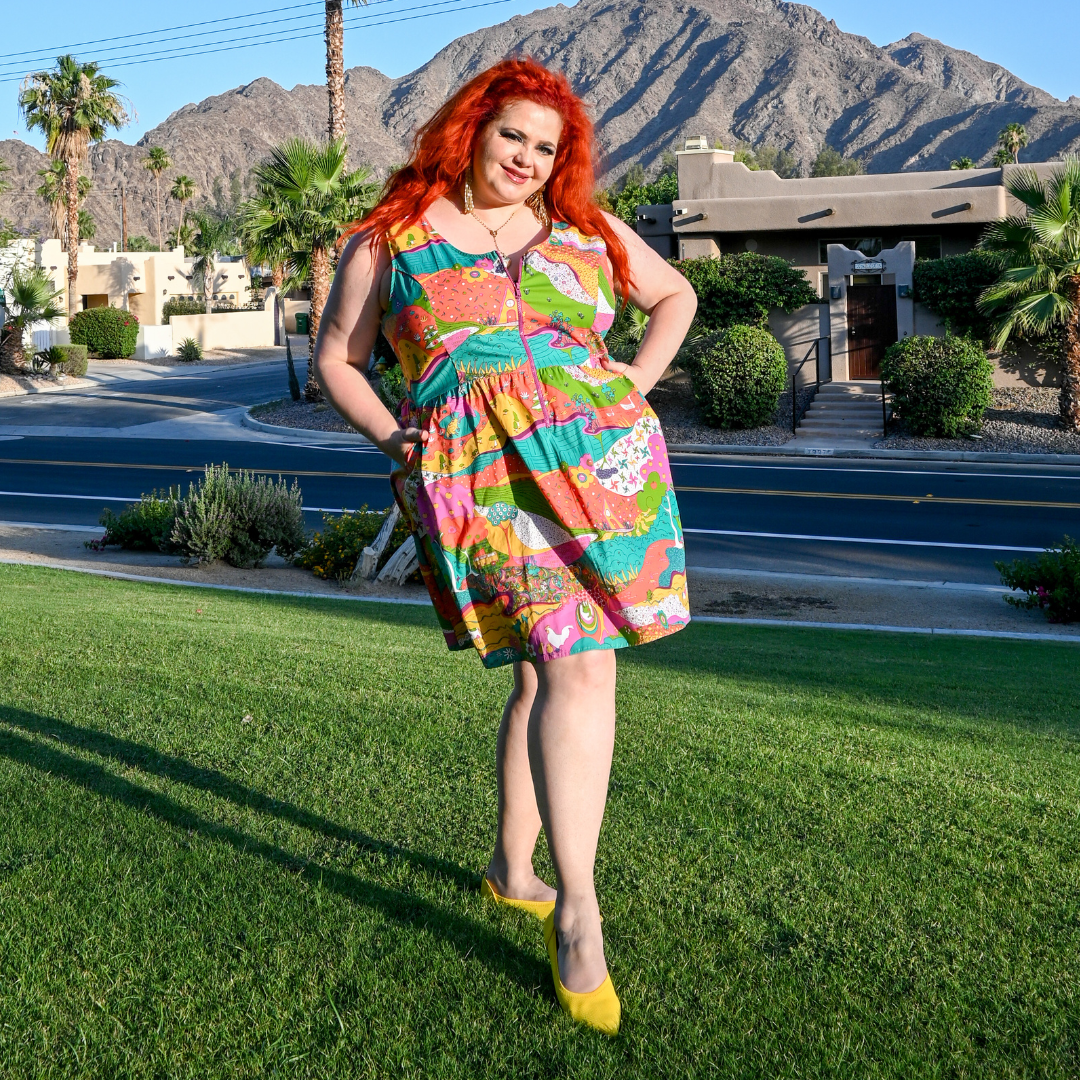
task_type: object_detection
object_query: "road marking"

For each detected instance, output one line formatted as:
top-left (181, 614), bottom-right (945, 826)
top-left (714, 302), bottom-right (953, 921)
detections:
top-left (683, 527), bottom-right (1044, 552)
top-left (676, 484), bottom-right (1080, 510)
top-left (673, 459), bottom-right (1080, 482)
top-left (0, 459), bottom-right (388, 480)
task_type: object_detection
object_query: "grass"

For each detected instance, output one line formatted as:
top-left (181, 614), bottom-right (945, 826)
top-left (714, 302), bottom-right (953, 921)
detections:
top-left (0, 563), bottom-right (1078, 1078)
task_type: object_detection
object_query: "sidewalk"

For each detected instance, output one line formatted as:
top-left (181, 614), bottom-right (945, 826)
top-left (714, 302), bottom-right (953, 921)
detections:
top-left (2, 524), bottom-right (1076, 642)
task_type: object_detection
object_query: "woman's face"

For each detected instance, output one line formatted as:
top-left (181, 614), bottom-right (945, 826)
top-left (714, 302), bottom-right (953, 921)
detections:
top-left (471, 99), bottom-right (563, 208)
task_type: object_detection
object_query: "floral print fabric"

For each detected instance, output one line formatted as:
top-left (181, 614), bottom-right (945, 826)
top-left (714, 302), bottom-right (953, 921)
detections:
top-left (383, 218), bottom-right (690, 669)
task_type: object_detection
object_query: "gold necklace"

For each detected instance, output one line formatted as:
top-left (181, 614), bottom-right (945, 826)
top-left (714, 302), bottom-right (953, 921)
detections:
top-left (468, 205), bottom-right (520, 251)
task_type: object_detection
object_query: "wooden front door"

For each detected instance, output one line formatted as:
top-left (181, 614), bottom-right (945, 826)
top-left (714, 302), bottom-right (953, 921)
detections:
top-left (846, 284), bottom-right (897, 378)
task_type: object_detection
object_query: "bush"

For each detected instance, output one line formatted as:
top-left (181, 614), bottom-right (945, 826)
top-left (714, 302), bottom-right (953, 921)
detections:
top-left (177, 337), bottom-right (203, 362)
top-left (31, 345), bottom-right (65, 374)
top-left (881, 335), bottom-right (993, 438)
top-left (997, 537), bottom-right (1080, 623)
top-left (88, 489), bottom-right (180, 552)
top-left (672, 253), bottom-right (818, 332)
top-left (69, 306), bottom-right (139, 358)
top-left (56, 343), bottom-right (88, 376)
top-left (607, 172), bottom-right (679, 226)
top-left (170, 464), bottom-right (306, 568)
top-left (913, 252), bottom-right (1001, 340)
top-left (162, 297), bottom-right (241, 323)
top-left (295, 505), bottom-right (415, 582)
top-left (689, 324), bottom-right (787, 429)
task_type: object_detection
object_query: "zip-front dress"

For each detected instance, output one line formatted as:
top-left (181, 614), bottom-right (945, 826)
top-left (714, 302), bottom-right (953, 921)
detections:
top-left (383, 217), bottom-right (690, 669)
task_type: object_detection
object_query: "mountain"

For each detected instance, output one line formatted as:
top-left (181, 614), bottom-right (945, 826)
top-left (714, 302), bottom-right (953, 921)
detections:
top-left (2, 0), bottom-right (1078, 248)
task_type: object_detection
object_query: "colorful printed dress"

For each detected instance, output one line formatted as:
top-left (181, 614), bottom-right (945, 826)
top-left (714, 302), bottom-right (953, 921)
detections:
top-left (382, 217), bottom-right (690, 669)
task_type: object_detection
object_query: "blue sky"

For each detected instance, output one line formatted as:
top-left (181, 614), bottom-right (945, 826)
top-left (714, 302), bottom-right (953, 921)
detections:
top-left (2, 0), bottom-right (1077, 152)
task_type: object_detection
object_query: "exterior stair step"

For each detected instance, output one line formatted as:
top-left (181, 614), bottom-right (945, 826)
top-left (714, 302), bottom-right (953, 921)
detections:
top-left (799, 417), bottom-right (885, 430)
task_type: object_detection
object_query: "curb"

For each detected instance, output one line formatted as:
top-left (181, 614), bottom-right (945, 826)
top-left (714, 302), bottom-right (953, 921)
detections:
top-left (242, 408), bottom-right (371, 445)
top-left (667, 443), bottom-right (1080, 466)
top-left (0, 375), bottom-right (103, 399)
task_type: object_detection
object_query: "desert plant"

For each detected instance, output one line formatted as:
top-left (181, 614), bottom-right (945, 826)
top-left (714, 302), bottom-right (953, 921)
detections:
top-left (187, 211), bottom-right (239, 314)
top-left (295, 505), bottom-right (414, 582)
top-left (998, 123), bottom-right (1028, 165)
top-left (881, 335), bottom-right (994, 437)
top-left (689, 324), bottom-right (787, 429)
top-left (672, 253), bottom-right (817, 332)
top-left (0, 266), bottom-right (64, 373)
top-left (142, 146), bottom-right (171, 253)
top-left (170, 464), bottom-right (305, 568)
top-left (89, 489), bottom-right (180, 552)
top-left (913, 251), bottom-right (1001, 339)
top-left (32, 344), bottom-right (66, 374)
top-left (997, 537), bottom-right (1080, 623)
top-left (950, 157), bottom-right (975, 170)
top-left (55, 343), bottom-right (88, 375)
top-left (35, 160), bottom-right (90, 242)
top-left (606, 302), bottom-right (711, 371)
top-left (19, 55), bottom-right (130, 315)
top-left (69, 305), bottom-right (139, 358)
top-left (176, 337), bottom-right (202, 362)
top-left (170, 174), bottom-right (196, 239)
top-left (978, 157), bottom-right (1080, 429)
top-left (125, 235), bottom-right (157, 252)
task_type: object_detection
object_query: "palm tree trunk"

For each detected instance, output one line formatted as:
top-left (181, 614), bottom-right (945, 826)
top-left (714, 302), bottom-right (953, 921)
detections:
top-left (1061, 275), bottom-right (1080, 431)
top-left (272, 263), bottom-right (284, 347)
top-left (325, 0), bottom-right (346, 162)
top-left (64, 160), bottom-right (80, 317)
top-left (0, 327), bottom-right (25, 375)
top-left (304, 243), bottom-right (330, 401)
top-left (178, 199), bottom-right (186, 238)
top-left (155, 175), bottom-right (163, 252)
top-left (204, 257), bottom-right (214, 315)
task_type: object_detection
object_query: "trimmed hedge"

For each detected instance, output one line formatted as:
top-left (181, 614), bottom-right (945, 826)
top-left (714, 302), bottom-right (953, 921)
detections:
top-left (69, 306), bottom-right (139, 359)
top-left (690, 324), bottom-right (787, 429)
top-left (56, 343), bottom-right (88, 376)
top-left (881, 335), bottom-right (994, 437)
top-left (912, 252), bottom-right (1000, 340)
top-left (672, 253), bottom-right (819, 332)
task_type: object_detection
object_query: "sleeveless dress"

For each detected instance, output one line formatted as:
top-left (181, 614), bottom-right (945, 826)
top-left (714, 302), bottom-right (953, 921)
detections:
top-left (382, 218), bottom-right (690, 669)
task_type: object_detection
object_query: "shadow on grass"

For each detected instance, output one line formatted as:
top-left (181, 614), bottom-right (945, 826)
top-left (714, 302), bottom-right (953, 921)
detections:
top-left (0, 707), bottom-right (543, 990)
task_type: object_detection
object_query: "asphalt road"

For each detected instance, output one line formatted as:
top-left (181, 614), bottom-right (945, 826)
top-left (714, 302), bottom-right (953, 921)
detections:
top-left (2, 360), bottom-right (1079, 586)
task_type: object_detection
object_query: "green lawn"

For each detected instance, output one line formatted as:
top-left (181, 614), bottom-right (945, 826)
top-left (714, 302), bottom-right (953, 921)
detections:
top-left (1, 564), bottom-right (1078, 1079)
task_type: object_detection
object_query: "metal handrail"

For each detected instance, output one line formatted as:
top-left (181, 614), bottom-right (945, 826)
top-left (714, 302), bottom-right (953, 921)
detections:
top-left (791, 338), bottom-right (827, 434)
top-left (880, 370), bottom-right (889, 436)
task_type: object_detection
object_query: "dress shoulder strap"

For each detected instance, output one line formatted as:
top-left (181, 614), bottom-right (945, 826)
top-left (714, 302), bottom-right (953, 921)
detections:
top-left (386, 220), bottom-right (440, 260)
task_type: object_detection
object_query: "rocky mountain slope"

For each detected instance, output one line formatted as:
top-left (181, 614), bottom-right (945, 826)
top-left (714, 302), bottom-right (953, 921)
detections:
top-left (3, 0), bottom-right (1078, 247)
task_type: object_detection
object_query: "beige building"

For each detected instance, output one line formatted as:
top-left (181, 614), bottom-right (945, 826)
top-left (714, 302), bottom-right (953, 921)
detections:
top-left (637, 149), bottom-right (1061, 383)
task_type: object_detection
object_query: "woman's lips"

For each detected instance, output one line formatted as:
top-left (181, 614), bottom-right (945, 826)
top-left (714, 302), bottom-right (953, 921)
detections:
top-left (501, 165), bottom-right (530, 185)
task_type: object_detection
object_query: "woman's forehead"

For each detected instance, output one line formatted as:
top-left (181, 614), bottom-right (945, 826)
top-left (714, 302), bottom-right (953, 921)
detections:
top-left (490, 100), bottom-right (563, 141)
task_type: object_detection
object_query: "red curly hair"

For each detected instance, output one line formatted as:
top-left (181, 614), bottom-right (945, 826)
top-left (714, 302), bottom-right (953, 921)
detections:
top-left (355, 57), bottom-right (632, 299)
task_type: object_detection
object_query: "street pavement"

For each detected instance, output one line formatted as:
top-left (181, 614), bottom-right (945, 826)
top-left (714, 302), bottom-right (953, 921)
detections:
top-left (2, 359), bottom-right (1079, 587)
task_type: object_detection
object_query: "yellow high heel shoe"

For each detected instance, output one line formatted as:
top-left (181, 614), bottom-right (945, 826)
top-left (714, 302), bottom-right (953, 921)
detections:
top-left (480, 876), bottom-right (556, 921)
top-left (543, 912), bottom-right (621, 1036)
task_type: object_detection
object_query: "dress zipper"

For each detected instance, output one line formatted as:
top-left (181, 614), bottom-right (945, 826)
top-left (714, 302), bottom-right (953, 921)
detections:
top-left (503, 251), bottom-right (552, 426)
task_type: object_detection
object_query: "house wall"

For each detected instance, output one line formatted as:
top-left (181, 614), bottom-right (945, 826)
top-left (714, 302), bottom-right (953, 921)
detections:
top-left (768, 305), bottom-right (831, 384)
top-left (168, 304), bottom-right (274, 351)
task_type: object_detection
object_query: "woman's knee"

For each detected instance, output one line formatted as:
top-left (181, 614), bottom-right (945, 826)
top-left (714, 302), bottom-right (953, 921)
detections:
top-left (537, 649), bottom-right (615, 697)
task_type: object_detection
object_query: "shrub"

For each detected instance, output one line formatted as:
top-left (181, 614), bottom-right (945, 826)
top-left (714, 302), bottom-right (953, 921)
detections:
top-left (162, 297), bottom-right (240, 323)
top-left (881, 335), bottom-right (994, 437)
top-left (177, 337), bottom-right (203, 362)
top-left (56, 343), bottom-right (88, 376)
top-left (88, 489), bottom-right (180, 552)
top-left (997, 537), bottom-right (1080, 623)
top-left (295, 505), bottom-right (415, 582)
top-left (31, 345), bottom-right (65, 374)
top-left (913, 252), bottom-right (1001, 340)
top-left (170, 464), bottom-right (306, 568)
top-left (672, 253), bottom-right (818, 332)
top-left (689, 324), bottom-right (787, 429)
top-left (607, 172), bottom-right (679, 226)
top-left (69, 306), bottom-right (139, 358)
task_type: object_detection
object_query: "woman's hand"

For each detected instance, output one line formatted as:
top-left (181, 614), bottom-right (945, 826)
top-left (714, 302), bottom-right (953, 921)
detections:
top-left (379, 425), bottom-right (429, 469)
top-left (599, 355), bottom-right (653, 397)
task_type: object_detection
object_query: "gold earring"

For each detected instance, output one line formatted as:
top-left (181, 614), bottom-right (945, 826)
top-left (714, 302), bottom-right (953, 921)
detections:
top-left (462, 168), bottom-right (474, 214)
top-left (527, 185), bottom-right (550, 227)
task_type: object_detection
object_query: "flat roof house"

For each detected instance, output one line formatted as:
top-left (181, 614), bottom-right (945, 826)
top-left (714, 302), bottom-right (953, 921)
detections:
top-left (636, 148), bottom-right (1061, 384)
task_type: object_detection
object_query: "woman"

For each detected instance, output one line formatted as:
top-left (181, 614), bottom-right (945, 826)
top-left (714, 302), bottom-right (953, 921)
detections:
top-left (314, 58), bottom-right (696, 1036)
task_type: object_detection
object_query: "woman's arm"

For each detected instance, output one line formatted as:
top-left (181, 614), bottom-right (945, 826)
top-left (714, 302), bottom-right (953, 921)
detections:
top-left (597, 213), bottom-right (698, 396)
top-left (312, 232), bottom-right (425, 467)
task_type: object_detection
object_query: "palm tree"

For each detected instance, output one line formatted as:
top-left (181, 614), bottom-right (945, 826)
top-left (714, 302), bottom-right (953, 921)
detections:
top-left (950, 157), bottom-right (975, 170)
top-left (141, 146), bottom-right (171, 252)
top-left (998, 123), bottom-right (1028, 165)
top-left (19, 55), bottom-right (130, 317)
top-left (168, 221), bottom-right (195, 251)
top-left (187, 211), bottom-right (239, 314)
top-left (244, 136), bottom-right (378, 398)
top-left (36, 160), bottom-right (90, 243)
top-left (978, 157), bottom-right (1080, 430)
top-left (993, 147), bottom-right (1013, 168)
top-left (170, 174), bottom-right (196, 242)
top-left (0, 267), bottom-right (64, 374)
top-left (325, 0), bottom-right (368, 159)
top-left (238, 194), bottom-right (293, 347)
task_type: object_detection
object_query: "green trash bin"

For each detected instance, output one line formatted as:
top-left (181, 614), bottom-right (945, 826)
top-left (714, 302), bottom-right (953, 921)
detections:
top-left (295, 312), bottom-right (310, 335)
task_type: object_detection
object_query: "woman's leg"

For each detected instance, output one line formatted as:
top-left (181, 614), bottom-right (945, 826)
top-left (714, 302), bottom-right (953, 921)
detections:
top-left (529, 650), bottom-right (617, 993)
top-left (485, 661), bottom-right (557, 903)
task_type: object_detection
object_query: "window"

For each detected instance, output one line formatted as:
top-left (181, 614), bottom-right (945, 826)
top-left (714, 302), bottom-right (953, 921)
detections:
top-left (901, 235), bottom-right (942, 261)
top-left (819, 237), bottom-right (882, 263)
top-left (819, 271), bottom-right (829, 299)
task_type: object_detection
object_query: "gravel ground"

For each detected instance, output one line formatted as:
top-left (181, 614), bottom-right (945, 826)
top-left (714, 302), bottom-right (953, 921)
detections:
top-left (0, 371), bottom-right (95, 397)
top-left (876, 387), bottom-right (1080, 455)
top-left (646, 375), bottom-right (815, 446)
top-left (94, 345), bottom-right (289, 368)
top-left (251, 397), bottom-right (356, 433)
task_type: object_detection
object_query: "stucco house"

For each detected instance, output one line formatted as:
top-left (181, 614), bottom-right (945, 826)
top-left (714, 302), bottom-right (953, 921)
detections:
top-left (636, 146), bottom-right (1061, 387)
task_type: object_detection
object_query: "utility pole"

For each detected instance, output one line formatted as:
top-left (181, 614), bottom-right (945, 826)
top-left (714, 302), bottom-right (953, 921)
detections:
top-left (120, 185), bottom-right (128, 253)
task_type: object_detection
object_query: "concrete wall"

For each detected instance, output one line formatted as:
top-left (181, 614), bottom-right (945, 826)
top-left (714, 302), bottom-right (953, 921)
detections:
top-left (768, 305), bottom-right (831, 384)
top-left (284, 299), bottom-right (311, 333)
top-left (169, 305), bottom-right (274, 351)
